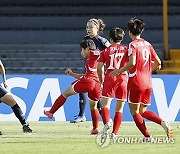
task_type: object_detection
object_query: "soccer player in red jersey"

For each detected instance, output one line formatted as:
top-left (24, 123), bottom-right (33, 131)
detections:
top-left (44, 39), bottom-right (101, 134)
top-left (110, 17), bottom-right (173, 139)
top-left (97, 28), bottom-right (128, 139)
top-left (71, 18), bottom-right (110, 123)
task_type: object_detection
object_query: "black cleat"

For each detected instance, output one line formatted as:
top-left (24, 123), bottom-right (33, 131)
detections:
top-left (22, 123), bottom-right (33, 133)
top-left (0, 130), bottom-right (2, 135)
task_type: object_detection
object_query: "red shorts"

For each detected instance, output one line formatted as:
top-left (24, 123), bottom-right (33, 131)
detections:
top-left (128, 89), bottom-right (152, 105)
top-left (102, 79), bottom-right (127, 101)
top-left (71, 77), bottom-right (100, 101)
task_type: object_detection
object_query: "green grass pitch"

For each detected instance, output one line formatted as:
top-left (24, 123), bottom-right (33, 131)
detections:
top-left (0, 121), bottom-right (179, 154)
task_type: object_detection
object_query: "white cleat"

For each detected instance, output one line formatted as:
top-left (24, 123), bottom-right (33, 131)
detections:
top-left (161, 121), bottom-right (173, 138)
top-left (110, 133), bottom-right (118, 143)
top-left (109, 118), bottom-right (113, 123)
top-left (100, 122), bottom-right (112, 144)
top-left (102, 122), bottom-right (112, 134)
top-left (110, 133), bottom-right (117, 140)
top-left (70, 115), bottom-right (86, 123)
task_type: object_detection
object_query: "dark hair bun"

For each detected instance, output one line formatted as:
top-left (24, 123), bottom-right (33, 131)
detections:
top-left (97, 19), bottom-right (106, 34)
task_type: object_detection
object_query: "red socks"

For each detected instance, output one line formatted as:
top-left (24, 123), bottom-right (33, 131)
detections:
top-left (112, 112), bottom-right (122, 135)
top-left (50, 95), bottom-right (66, 114)
top-left (133, 113), bottom-right (150, 137)
top-left (141, 110), bottom-right (162, 125)
top-left (91, 109), bottom-right (99, 129)
top-left (101, 107), bottom-right (110, 124)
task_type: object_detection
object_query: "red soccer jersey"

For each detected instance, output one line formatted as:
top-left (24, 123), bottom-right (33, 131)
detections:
top-left (98, 43), bottom-right (128, 82)
top-left (127, 38), bottom-right (157, 90)
top-left (84, 49), bottom-right (100, 81)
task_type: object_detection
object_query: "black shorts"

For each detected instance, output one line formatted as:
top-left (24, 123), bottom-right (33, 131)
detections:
top-left (0, 85), bottom-right (8, 98)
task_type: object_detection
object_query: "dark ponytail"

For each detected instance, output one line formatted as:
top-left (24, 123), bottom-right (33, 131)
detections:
top-left (97, 19), bottom-right (106, 34)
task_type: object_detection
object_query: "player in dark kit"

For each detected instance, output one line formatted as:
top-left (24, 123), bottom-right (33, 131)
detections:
top-left (0, 60), bottom-right (32, 135)
top-left (110, 17), bottom-right (173, 140)
top-left (71, 18), bottom-right (110, 123)
top-left (44, 39), bottom-right (101, 134)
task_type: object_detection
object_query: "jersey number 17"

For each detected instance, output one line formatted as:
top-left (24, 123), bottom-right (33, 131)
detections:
top-left (108, 53), bottom-right (125, 69)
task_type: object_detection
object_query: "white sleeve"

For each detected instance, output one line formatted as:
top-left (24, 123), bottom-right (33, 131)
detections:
top-left (104, 40), bottom-right (111, 47)
top-left (101, 37), bottom-right (111, 47)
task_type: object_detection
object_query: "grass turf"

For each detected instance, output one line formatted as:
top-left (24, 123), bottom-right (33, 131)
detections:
top-left (0, 121), bottom-right (179, 154)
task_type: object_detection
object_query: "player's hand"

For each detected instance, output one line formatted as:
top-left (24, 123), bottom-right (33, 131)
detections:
top-left (109, 69), bottom-right (120, 77)
top-left (3, 81), bottom-right (8, 88)
top-left (65, 68), bottom-right (73, 75)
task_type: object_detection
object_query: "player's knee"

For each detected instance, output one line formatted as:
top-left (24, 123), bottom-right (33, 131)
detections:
top-left (115, 105), bottom-right (124, 112)
top-left (139, 108), bottom-right (146, 115)
top-left (63, 91), bottom-right (74, 98)
top-left (139, 111), bottom-right (144, 115)
top-left (63, 93), bottom-right (70, 98)
top-left (139, 104), bottom-right (147, 115)
top-left (116, 108), bottom-right (123, 113)
top-left (90, 104), bottom-right (97, 110)
top-left (89, 100), bottom-right (98, 110)
top-left (3, 94), bottom-right (16, 107)
top-left (116, 101), bottom-right (125, 112)
top-left (128, 103), bottom-right (140, 115)
top-left (90, 106), bottom-right (97, 110)
top-left (102, 103), bottom-right (109, 109)
top-left (129, 108), bottom-right (139, 115)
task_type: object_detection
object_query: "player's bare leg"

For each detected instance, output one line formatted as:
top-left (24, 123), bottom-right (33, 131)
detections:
top-left (140, 104), bottom-right (173, 138)
top-left (1, 93), bottom-right (32, 133)
top-left (44, 85), bottom-right (76, 118)
top-left (129, 103), bottom-right (150, 137)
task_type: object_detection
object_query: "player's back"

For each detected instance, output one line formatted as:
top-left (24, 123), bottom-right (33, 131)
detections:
top-left (100, 43), bottom-right (128, 81)
top-left (128, 38), bottom-right (155, 90)
top-left (103, 43), bottom-right (128, 72)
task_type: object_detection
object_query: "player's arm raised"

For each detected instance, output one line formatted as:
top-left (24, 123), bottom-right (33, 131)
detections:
top-left (65, 68), bottom-right (84, 79)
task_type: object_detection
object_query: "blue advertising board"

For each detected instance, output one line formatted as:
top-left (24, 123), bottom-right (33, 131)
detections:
top-left (0, 74), bottom-right (179, 122)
